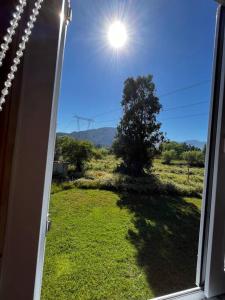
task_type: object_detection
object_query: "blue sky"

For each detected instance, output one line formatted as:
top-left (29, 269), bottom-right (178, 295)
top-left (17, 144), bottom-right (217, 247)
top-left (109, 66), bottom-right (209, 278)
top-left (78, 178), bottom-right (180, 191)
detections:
top-left (57, 0), bottom-right (217, 142)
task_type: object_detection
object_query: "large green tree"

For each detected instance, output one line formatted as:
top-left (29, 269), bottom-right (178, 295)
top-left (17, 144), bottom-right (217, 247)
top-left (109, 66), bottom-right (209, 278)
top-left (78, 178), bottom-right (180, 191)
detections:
top-left (113, 75), bottom-right (164, 176)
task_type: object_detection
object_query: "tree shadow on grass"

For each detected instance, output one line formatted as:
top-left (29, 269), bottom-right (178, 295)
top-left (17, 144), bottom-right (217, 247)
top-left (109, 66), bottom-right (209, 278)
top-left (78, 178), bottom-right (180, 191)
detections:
top-left (117, 193), bottom-right (201, 297)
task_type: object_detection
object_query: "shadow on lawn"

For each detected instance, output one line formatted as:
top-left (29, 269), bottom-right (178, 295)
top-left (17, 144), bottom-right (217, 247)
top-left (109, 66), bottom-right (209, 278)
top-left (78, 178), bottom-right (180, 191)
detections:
top-left (117, 193), bottom-right (201, 297)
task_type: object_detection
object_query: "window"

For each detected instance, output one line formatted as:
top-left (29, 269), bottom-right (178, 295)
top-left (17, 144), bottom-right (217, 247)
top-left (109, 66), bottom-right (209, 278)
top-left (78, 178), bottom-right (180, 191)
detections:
top-left (0, 1), bottom-right (225, 300)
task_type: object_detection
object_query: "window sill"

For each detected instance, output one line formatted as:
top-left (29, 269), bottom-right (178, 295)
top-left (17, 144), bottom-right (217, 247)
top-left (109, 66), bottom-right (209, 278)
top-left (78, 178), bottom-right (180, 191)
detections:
top-left (151, 288), bottom-right (205, 300)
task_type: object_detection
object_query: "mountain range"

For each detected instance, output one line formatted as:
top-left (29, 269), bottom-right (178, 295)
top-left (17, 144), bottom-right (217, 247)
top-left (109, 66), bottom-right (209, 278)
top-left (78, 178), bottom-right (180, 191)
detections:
top-left (57, 127), bottom-right (206, 149)
top-left (57, 127), bottom-right (116, 147)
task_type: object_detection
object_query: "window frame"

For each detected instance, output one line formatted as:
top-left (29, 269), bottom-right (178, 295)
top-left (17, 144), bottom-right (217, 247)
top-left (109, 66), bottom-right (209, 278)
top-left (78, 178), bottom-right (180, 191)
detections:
top-left (196, 2), bottom-right (225, 299)
top-left (0, 1), bottom-right (225, 300)
top-left (0, 0), bottom-right (69, 299)
top-left (152, 288), bottom-right (205, 300)
top-left (196, 2), bottom-right (225, 290)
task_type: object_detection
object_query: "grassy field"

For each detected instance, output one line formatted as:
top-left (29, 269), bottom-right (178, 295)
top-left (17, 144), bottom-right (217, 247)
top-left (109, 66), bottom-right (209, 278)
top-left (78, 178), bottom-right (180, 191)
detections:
top-left (42, 188), bottom-right (201, 300)
top-left (52, 155), bottom-right (204, 198)
top-left (42, 155), bottom-right (204, 300)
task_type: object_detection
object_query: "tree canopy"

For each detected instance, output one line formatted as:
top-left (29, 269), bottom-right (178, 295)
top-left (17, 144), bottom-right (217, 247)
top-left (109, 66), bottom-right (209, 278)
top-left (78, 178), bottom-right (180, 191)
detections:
top-left (161, 141), bottom-right (201, 159)
top-left (55, 136), bottom-right (94, 172)
top-left (113, 75), bottom-right (164, 176)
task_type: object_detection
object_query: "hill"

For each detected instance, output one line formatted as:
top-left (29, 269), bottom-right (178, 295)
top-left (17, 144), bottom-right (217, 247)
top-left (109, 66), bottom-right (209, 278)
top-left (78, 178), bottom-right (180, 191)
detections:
top-left (57, 127), bottom-right (116, 147)
top-left (57, 127), bottom-right (206, 148)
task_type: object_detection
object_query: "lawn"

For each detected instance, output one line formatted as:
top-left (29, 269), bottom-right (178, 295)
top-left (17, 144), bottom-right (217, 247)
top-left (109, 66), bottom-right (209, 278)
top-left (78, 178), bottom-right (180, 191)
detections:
top-left (41, 187), bottom-right (201, 300)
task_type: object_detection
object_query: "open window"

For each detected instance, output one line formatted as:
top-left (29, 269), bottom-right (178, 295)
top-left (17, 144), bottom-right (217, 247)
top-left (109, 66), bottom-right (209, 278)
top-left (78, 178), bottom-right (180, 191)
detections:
top-left (0, 1), bottom-right (225, 300)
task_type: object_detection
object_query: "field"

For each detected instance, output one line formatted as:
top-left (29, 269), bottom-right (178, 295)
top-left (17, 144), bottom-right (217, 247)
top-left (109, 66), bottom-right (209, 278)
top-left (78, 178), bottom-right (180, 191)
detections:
top-left (52, 155), bottom-right (204, 198)
top-left (41, 155), bottom-right (204, 300)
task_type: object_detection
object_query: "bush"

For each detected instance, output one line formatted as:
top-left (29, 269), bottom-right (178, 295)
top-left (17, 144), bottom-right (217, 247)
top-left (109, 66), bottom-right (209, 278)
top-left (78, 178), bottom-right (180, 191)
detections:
top-left (183, 151), bottom-right (204, 167)
top-left (161, 141), bottom-right (201, 159)
top-left (52, 171), bottom-right (67, 182)
top-left (162, 150), bottom-right (176, 164)
top-left (92, 147), bottom-right (109, 160)
top-left (55, 136), bottom-right (94, 172)
top-left (51, 182), bottom-right (74, 194)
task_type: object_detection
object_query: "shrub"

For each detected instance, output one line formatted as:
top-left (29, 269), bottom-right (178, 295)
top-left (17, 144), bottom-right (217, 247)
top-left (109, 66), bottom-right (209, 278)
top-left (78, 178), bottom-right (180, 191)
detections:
top-left (56, 136), bottom-right (94, 172)
top-left (52, 171), bottom-right (67, 182)
top-left (183, 151), bottom-right (204, 167)
top-left (161, 141), bottom-right (201, 159)
top-left (162, 150), bottom-right (176, 164)
top-left (92, 147), bottom-right (109, 160)
top-left (51, 182), bottom-right (74, 194)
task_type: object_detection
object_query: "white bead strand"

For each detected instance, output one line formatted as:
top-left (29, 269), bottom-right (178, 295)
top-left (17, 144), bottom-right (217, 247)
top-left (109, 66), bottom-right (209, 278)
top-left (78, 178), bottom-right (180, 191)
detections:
top-left (0, 0), bottom-right (44, 112)
top-left (0, 0), bottom-right (28, 67)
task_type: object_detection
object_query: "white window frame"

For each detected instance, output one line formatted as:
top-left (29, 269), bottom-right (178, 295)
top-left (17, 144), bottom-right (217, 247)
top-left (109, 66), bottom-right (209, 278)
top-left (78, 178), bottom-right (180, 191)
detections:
top-left (0, 1), bottom-right (225, 300)
top-left (196, 2), bottom-right (225, 299)
top-left (0, 0), bottom-right (69, 299)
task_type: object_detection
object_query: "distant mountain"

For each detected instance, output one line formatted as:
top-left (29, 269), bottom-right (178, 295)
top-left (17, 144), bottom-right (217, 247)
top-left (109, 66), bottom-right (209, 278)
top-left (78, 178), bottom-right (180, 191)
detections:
top-left (57, 127), bottom-right (117, 147)
top-left (184, 140), bottom-right (206, 150)
top-left (57, 127), bottom-right (206, 149)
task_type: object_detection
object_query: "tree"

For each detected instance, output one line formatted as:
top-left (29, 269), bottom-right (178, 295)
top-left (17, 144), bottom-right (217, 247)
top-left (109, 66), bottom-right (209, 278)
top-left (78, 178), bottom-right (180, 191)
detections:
top-left (183, 150), bottom-right (204, 167)
top-left (75, 140), bottom-right (94, 172)
top-left (55, 136), bottom-right (94, 172)
top-left (162, 150), bottom-right (176, 164)
top-left (54, 135), bottom-right (68, 161)
top-left (113, 75), bottom-right (164, 176)
top-left (161, 141), bottom-right (201, 160)
top-left (54, 136), bottom-right (63, 161)
top-left (202, 144), bottom-right (207, 158)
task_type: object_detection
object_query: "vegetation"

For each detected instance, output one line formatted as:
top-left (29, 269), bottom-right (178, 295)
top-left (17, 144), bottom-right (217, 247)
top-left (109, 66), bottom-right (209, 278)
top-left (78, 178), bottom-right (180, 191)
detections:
top-left (183, 150), bottom-right (204, 167)
top-left (160, 141), bottom-right (205, 168)
top-left (162, 149), bottom-right (176, 164)
top-left (65, 154), bottom-right (203, 198)
top-left (54, 136), bottom-right (94, 173)
top-left (52, 147), bottom-right (204, 198)
top-left (161, 141), bottom-right (201, 160)
top-left (43, 146), bottom-right (204, 299)
top-left (45, 75), bottom-right (207, 299)
top-left (42, 188), bottom-right (201, 300)
top-left (113, 75), bottom-right (164, 176)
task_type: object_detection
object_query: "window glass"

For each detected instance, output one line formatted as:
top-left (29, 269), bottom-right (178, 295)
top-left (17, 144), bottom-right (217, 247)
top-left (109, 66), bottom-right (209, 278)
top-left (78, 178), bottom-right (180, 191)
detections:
top-left (42, 1), bottom-right (217, 299)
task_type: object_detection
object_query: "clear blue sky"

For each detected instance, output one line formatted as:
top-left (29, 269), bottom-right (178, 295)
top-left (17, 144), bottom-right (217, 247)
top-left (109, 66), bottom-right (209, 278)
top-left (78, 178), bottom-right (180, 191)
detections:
top-left (57, 0), bottom-right (217, 142)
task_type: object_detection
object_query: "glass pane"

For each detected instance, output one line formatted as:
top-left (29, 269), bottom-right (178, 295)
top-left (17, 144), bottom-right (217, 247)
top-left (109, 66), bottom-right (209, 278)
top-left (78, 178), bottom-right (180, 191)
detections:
top-left (42, 0), bottom-right (217, 299)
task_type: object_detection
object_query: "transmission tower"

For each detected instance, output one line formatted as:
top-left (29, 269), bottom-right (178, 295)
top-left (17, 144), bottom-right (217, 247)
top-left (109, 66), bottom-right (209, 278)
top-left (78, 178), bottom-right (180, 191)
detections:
top-left (73, 115), bottom-right (95, 131)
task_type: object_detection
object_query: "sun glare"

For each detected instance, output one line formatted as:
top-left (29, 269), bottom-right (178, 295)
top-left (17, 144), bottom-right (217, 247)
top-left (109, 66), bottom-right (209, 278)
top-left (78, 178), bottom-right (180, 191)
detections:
top-left (107, 21), bottom-right (128, 49)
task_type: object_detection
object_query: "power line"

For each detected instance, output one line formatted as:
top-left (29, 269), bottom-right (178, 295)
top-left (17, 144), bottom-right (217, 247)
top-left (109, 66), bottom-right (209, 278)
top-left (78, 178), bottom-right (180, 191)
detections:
top-left (93, 98), bottom-right (208, 121)
top-left (96, 118), bottom-right (119, 124)
top-left (96, 112), bottom-right (209, 124)
top-left (163, 100), bottom-right (208, 112)
top-left (64, 80), bottom-right (211, 130)
top-left (95, 101), bottom-right (209, 124)
top-left (93, 108), bottom-right (120, 119)
top-left (63, 99), bottom-right (209, 130)
top-left (92, 80), bottom-right (210, 119)
top-left (160, 112), bottom-right (208, 121)
top-left (159, 79), bottom-right (210, 98)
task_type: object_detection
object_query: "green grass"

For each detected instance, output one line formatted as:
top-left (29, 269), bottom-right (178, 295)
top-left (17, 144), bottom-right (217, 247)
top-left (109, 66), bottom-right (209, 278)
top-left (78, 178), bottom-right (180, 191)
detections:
top-left (41, 188), bottom-right (201, 300)
top-left (43, 155), bottom-right (204, 299)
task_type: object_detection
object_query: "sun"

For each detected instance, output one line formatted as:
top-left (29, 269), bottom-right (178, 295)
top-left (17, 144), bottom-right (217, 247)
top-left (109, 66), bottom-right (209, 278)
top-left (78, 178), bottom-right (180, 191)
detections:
top-left (107, 21), bottom-right (128, 49)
